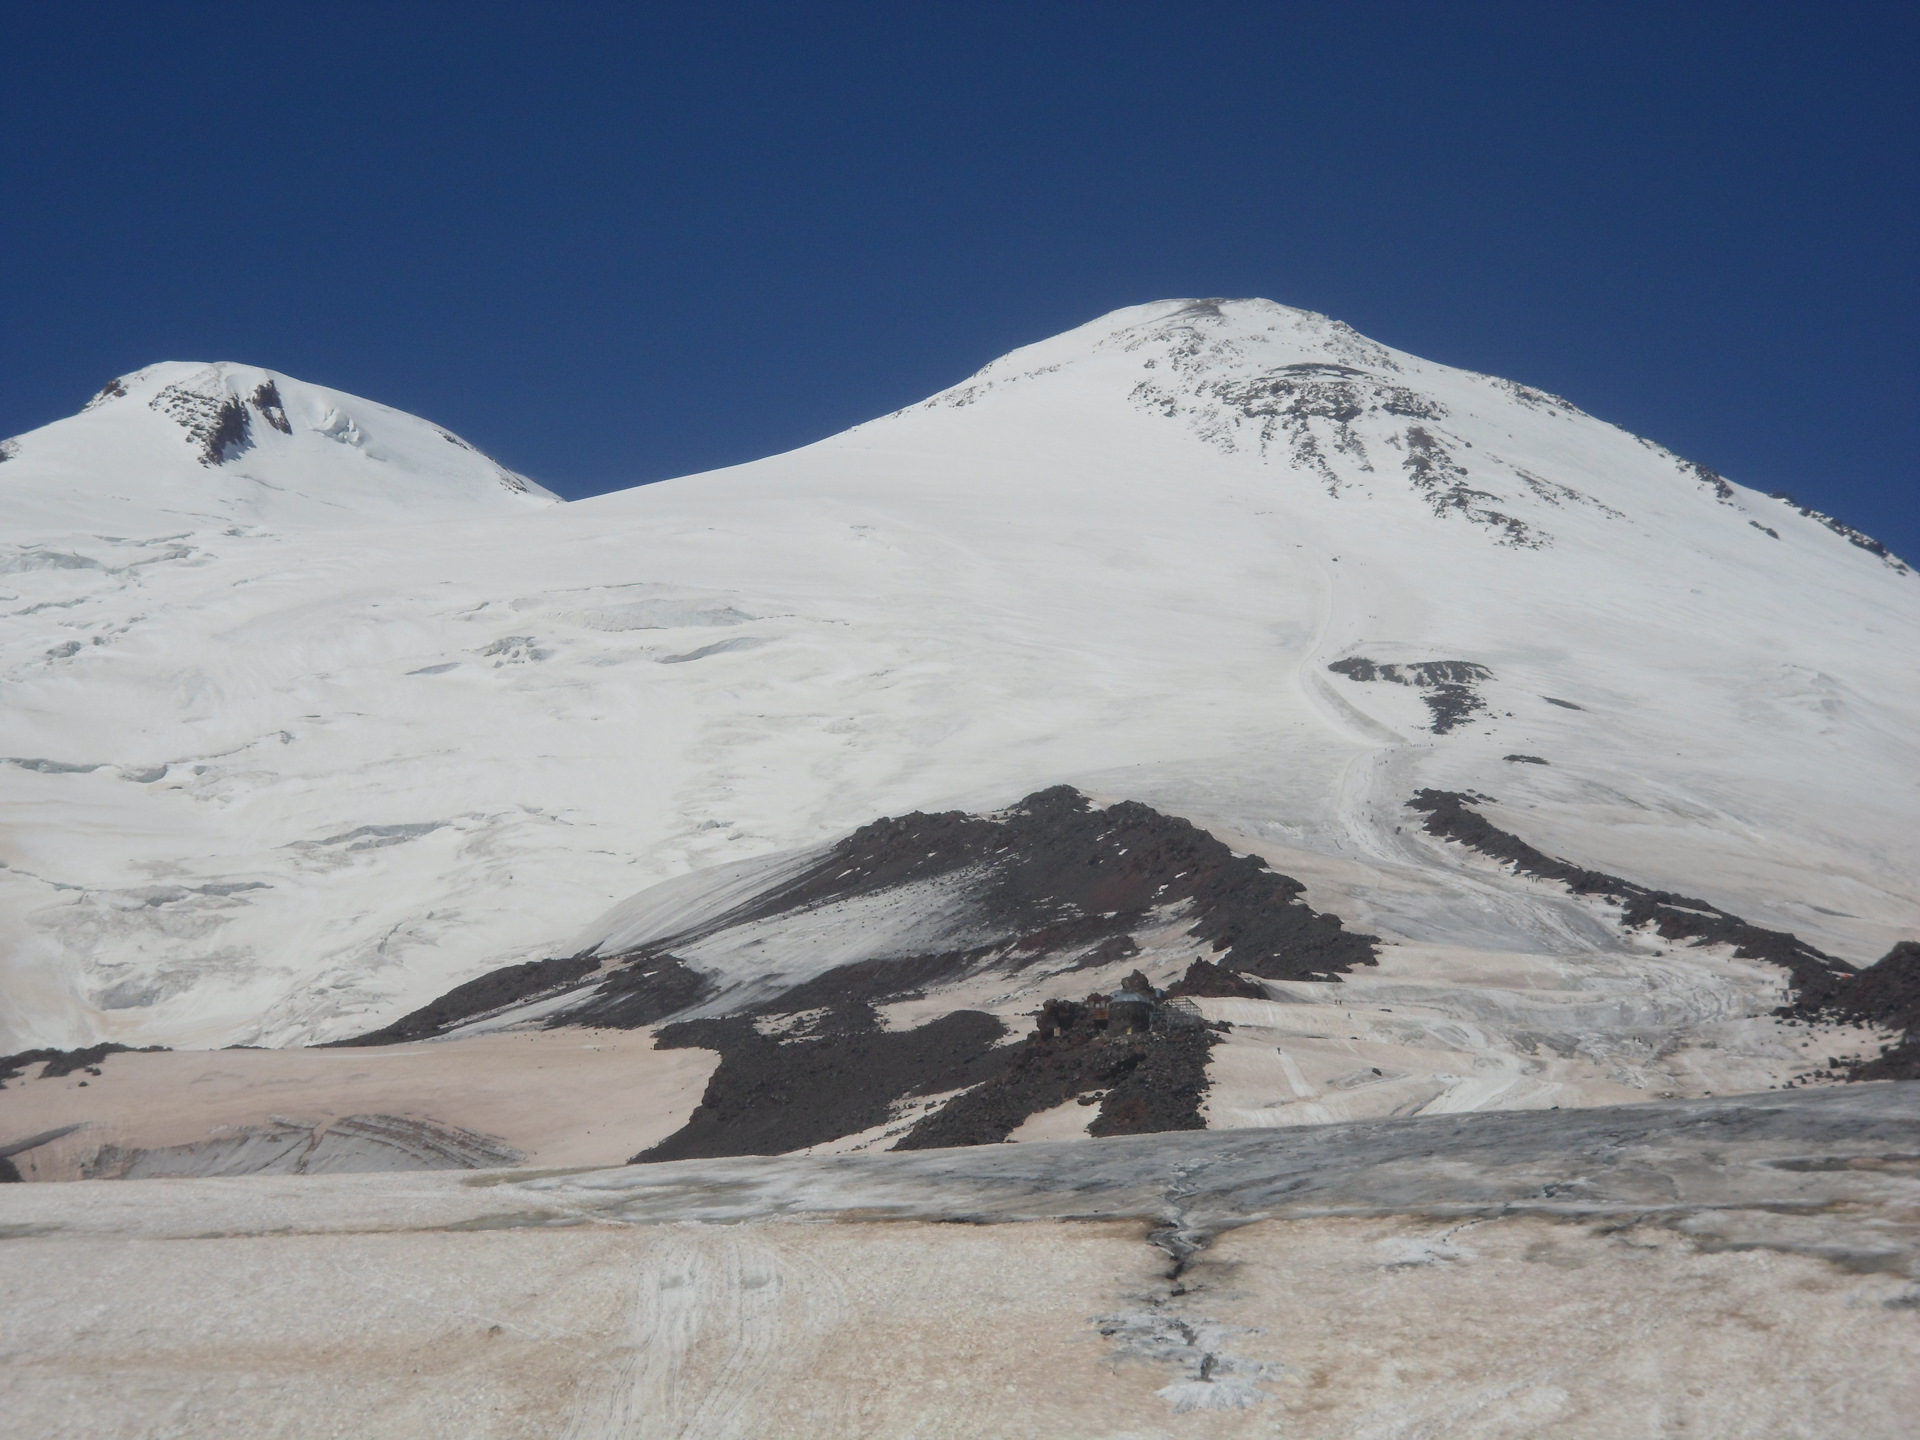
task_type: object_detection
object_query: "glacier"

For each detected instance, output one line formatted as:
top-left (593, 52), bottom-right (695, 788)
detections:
top-left (4, 300), bottom-right (1918, 1439)
top-left (2, 298), bottom-right (1911, 1061)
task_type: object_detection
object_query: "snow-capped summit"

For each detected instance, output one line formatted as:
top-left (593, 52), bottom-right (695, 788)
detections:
top-left (888, 297), bottom-right (1906, 569)
top-left (0, 361), bottom-right (559, 539)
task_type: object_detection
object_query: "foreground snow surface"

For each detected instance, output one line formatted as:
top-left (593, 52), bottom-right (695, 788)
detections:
top-left (1, 299), bottom-right (1916, 1055)
top-left (3, 1087), bottom-right (1917, 1438)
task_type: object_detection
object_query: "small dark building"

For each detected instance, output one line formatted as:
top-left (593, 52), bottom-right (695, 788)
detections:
top-left (1109, 990), bottom-right (1154, 1034)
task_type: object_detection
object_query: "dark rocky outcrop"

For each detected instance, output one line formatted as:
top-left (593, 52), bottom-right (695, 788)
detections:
top-left (1812, 942), bottom-right (1920, 1081)
top-left (199, 396), bottom-right (251, 464)
top-left (329, 788), bottom-right (1371, 1067)
top-left (1163, 957), bottom-right (1269, 999)
top-left (547, 952), bottom-right (714, 1030)
top-left (0, 1042), bottom-right (166, 1087)
top-left (328, 953), bottom-right (602, 1046)
top-left (1400, 426), bottom-right (1538, 549)
top-left (1681, 458), bottom-right (1735, 502)
top-left (633, 1006), bottom-right (1011, 1162)
top-left (1770, 493), bottom-right (1911, 574)
top-left (1406, 790), bottom-right (1920, 1075)
top-left (731, 952), bottom-right (983, 1016)
top-left (634, 964), bottom-right (1231, 1162)
top-left (328, 787), bottom-right (1376, 1158)
top-left (894, 985), bottom-right (1219, 1150)
top-left (84, 377), bottom-right (129, 410)
top-left (708, 786), bottom-right (1377, 984)
top-left (1328, 659), bottom-right (1490, 688)
top-left (1408, 789), bottom-right (1851, 999)
top-left (1327, 658), bottom-right (1494, 734)
top-left (149, 379), bottom-right (253, 465)
top-left (250, 380), bottom-right (292, 434)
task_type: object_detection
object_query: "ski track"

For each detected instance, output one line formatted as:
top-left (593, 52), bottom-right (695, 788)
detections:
top-left (564, 1229), bottom-right (840, 1440)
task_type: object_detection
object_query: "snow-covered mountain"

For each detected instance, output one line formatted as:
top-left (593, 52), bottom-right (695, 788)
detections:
top-left (2, 300), bottom-right (1914, 1137)
top-left (0, 361), bottom-right (558, 538)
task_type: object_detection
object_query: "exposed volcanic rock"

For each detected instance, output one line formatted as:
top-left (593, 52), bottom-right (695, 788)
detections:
top-left (1327, 658), bottom-right (1493, 734)
top-left (1681, 458), bottom-right (1736, 502)
top-left (1817, 941), bottom-right (1920, 1033)
top-left (1163, 957), bottom-right (1269, 999)
top-left (1401, 425), bottom-right (1538, 548)
top-left (1770, 493), bottom-right (1911, 574)
top-left (728, 785), bottom-right (1379, 982)
top-left (1407, 789), bottom-right (1854, 1000)
top-left (0, 1042), bottom-right (166, 1087)
top-left (1413, 791), bottom-right (1920, 1075)
top-left (893, 986), bottom-right (1219, 1150)
top-left (1075, 934), bottom-right (1141, 968)
top-left (544, 952), bottom-right (714, 1030)
top-left (329, 953), bottom-right (602, 1046)
top-left (326, 790), bottom-right (1371, 1150)
top-left (83, 376), bottom-right (129, 410)
top-left (573, 786), bottom-right (1377, 1006)
top-left (1327, 659), bottom-right (1490, 687)
top-left (1141, 360), bottom-right (1444, 496)
top-left (619, 943), bottom-right (1063, 1160)
top-left (149, 374), bottom-right (254, 465)
top-left (1414, 678), bottom-right (1482, 731)
top-left (1118, 316), bottom-right (1554, 548)
top-left (1406, 791), bottom-right (1920, 1070)
top-left (734, 951), bottom-right (984, 1015)
top-left (632, 1007), bottom-right (1010, 1162)
top-left (1811, 941), bottom-right (1920, 1081)
top-left (1852, 1041), bottom-right (1920, 1082)
top-left (250, 380), bottom-right (292, 434)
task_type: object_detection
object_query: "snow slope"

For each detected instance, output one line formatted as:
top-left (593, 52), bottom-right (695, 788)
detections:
top-left (1, 300), bottom-right (1915, 1057)
top-left (5, 1087), bottom-right (1919, 1436)
top-left (0, 361), bottom-right (558, 537)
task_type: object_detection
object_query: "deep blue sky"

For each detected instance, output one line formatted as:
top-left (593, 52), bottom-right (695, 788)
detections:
top-left (5, 4), bottom-right (1915, 560)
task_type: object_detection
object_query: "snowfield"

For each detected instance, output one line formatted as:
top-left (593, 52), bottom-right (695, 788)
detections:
top-left (3, 299), bottom-right (1912, 1060)
top-left (4, 299), bottom-right (1918, 1438)
top-left (4, 1086), bottom-right (1918, 1437)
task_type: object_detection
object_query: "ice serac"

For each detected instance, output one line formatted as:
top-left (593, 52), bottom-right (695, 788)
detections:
top-left (0, 299), bottom-right (1913, 1135)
